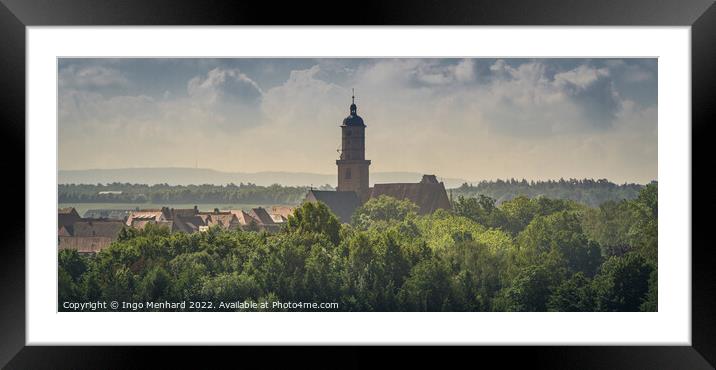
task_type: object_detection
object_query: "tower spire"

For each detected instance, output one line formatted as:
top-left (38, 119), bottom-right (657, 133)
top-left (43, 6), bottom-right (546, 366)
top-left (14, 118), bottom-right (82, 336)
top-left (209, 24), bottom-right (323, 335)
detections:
top-left (349, 88), bottom-right (357, 115)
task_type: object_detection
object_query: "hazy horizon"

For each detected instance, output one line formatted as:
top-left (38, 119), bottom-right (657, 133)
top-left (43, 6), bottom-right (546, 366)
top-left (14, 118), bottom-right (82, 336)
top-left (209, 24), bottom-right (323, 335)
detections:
top-left (58, 166), bottom-right (655, 186)
top-left (59, 58), bottom-right (658, 184)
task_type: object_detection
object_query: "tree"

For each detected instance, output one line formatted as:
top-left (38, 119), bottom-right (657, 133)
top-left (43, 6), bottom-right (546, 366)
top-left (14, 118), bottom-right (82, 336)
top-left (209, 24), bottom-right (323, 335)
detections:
top-left (628, 183), bottom-right (658, 265)
top-left (500, 196), bottom-right (538, 235)
top-left (593, 253), bottom-right (653, 311)
top-left (518, 211), bottom-right (602, 277)
top-left (58, 269), bottom-right (81, 305)
top-left (58, 249), bottom-right (88, 282)
top-left (57, 188), bottom-right (657, 313)
top-left (200, 272), bottom-right (261, 306)
top-left (547, 272), bottom-right (595, 311)
top-left (58, 250), bottom-right (90, 305)
top-left (379, 231), bottom-right (410, 290)
top-left (285, 201), bottom-right (341, 245)
top-left (137, 266), bottom-right (174, 302)
top-left (438, 239), bottom-right (506, 311)
top-left (352, 195), bottom-right (418, 229)
top-left (494, 252), bottom-right (566, 312)
top-left (342, 232), bottom-right (382, 310)
top-left (640, 269), bottom-right (658, 312)
top-left (581, 200), bottom-right (633, 258)
top-left (103, 266), bottom-right (135, 303)
top-left (304, 241), bottom-right (341, 302)
top-left (398, 258), bottom-right (452, 311)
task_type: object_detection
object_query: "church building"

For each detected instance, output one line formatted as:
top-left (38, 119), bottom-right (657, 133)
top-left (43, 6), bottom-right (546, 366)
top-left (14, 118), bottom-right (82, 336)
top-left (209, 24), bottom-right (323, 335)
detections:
top-left (306, 92), bottom-right (451, 223)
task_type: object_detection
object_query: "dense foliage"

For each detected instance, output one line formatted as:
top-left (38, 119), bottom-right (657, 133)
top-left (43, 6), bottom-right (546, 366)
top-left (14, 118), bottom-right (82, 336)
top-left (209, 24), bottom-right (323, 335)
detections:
top-left (59, 184), bottom-right (657, 312)
top-left (452, 178), bottom-right (648, 207)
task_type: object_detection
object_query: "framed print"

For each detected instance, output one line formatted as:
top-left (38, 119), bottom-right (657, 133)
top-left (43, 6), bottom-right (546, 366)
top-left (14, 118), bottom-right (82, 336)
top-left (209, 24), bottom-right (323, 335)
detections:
top-left (2, 0), bottom-right (715, 368)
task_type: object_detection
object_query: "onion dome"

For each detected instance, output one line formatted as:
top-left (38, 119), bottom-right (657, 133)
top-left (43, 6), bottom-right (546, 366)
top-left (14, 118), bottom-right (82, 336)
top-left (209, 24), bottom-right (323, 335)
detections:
top-left (342, 89), bottom-right (365, 127)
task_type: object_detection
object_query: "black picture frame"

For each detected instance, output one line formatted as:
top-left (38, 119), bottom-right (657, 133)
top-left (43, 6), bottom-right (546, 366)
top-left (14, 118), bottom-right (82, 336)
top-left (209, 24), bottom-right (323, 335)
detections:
top-left (1, 0), bottom-right (713, 368)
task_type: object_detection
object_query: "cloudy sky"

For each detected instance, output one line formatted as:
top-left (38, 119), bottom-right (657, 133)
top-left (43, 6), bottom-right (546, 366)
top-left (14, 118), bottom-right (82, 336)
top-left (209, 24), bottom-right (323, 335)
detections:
top-left (58, 58), bottom-right (657, 183)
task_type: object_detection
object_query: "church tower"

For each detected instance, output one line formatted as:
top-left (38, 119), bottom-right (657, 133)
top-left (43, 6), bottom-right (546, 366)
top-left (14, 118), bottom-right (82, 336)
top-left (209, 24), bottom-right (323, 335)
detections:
top-left (337, 90), bottom-right (371, 200)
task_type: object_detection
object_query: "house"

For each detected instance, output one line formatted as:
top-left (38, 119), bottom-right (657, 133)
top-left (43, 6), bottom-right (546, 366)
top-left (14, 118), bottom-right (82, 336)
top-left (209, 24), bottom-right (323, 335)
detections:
top-left (269, 213), bottom-right (286, 223)
top-left (126, 209), bottom-right (168, 229)
top-left (83, 209), bottom-right (133, 221)
top-left (226, 207), bottom-right (281, 232)
top-left (125, 207), bottom-right (202, 233)
top-left (58, 218), bottom-right (125, 254)
top-left (269, 206), bottom-right (295, 223)
top-left (198, 209), bottom-right (240, 230)
top-left (230, 209), bottom-right (260, 228)
top-left (248, 207), bottom-right (280, 232)
top-left (171, 214), bottom-right (205, 233)
top-left (58, 207), bottom-right (81, 232)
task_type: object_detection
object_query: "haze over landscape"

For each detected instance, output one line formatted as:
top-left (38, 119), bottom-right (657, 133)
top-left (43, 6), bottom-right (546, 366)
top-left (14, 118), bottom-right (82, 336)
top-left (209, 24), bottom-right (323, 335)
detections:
top-left (58, 168), bottom-right (468, 188)
top-left (59, 58), bottom-right (657, 184)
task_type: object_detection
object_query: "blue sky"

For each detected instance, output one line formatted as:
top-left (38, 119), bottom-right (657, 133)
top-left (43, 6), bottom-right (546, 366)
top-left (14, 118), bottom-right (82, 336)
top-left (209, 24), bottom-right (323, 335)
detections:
top-left (58, 58), bottom-right (657, 183)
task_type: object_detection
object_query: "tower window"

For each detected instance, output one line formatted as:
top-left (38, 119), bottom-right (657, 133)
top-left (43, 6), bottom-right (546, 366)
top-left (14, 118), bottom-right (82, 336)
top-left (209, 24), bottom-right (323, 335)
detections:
top-left (345, 168), bottom-right (352, 179)
top-left (346, 130), bottom-right (352, 136)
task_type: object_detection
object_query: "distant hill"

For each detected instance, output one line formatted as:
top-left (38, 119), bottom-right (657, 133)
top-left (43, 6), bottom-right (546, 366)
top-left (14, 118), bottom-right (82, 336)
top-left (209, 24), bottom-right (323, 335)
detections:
top-left (58, 168), bottom-right (468, 188)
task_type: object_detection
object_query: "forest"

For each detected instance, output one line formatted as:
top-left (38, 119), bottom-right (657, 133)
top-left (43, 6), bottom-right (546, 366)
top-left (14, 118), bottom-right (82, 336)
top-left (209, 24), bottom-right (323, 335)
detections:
top-left (58, 182), bottom-right (657, 312)
top-left (58, 179), bottom-right (645, 208)
top-left (452, 178), bottom-right (647, 207)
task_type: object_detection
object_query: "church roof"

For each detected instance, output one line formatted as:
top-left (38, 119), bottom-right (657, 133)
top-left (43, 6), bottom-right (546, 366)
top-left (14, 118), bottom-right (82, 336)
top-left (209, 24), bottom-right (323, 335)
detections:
top-left (370, 175), bottom-right (451, 215)
top-left (342, 91), bottom-right (365, 127)
top-left (342, 111), bottom-right (365, 127)
top-left (306, 190), bottom-right (362, 223)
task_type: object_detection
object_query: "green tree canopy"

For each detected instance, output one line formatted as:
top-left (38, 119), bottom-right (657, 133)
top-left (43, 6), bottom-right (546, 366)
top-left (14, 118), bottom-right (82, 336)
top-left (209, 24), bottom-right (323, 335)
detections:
top-left (593, 253), bottom-right (653, 311)
top-left (352, 195), bottom-right (419, 229)
top-left (284, 201), bottom-right (341, 245)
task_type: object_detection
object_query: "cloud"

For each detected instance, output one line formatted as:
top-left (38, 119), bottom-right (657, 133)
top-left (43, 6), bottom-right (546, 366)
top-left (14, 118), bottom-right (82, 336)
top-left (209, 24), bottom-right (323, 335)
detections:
top-left (453, 59), bottom-right (476, 82)
top-left (260, 65), bottom-right (347, 125)
top-left (57, 58), bottom-right (657, 183)
top-left (59, 89), bottom-right (156, 130)
top-left (59, 65), bottom-right (129, 89)
top-left (187, 68), bottom-right (263, 104)
top-left (480, 60), bottom-right (622, 133)
top-left (554, 65), bottom-right (610, 89)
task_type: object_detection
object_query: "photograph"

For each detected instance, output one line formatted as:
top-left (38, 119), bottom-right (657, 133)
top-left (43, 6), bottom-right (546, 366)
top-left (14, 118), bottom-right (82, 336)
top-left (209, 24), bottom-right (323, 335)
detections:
top-left (56, 57), bottom-right (658, 312)
top-left (2, 0), bottom-right (711, 366)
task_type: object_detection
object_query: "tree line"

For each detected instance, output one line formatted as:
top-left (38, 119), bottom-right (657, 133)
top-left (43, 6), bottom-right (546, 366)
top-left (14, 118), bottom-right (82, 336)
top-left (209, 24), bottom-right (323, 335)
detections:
top-left (59, 183), bottom-right (657, 312)
top-left (452, 178), bottom-right (648, 207)
top-left (59, 178), bottom-right (645, 208)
